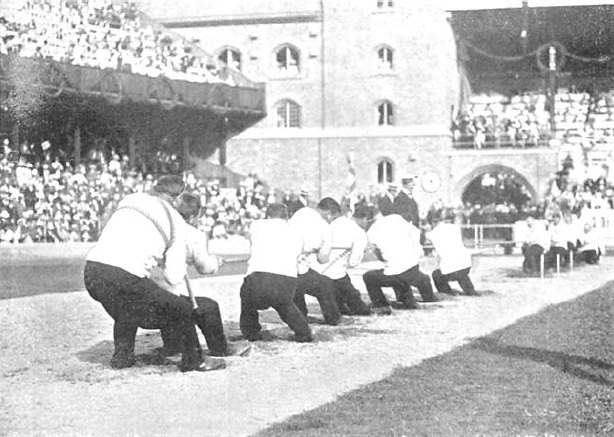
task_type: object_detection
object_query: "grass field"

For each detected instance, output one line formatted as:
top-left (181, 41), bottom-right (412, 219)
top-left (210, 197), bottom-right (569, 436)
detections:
top-left (258, 281), bottom-right (614, 437)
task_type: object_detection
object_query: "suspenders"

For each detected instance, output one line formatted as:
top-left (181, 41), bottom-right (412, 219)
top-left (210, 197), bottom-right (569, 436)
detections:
top-left (115, 197), bottom-right (176, 255)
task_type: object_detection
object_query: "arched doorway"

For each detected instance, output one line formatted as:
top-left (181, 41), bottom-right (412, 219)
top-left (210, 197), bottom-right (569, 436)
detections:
top-left (456, 164), bottom-right (536, 209)
top-left (456, 165), bottom-right (536, 251)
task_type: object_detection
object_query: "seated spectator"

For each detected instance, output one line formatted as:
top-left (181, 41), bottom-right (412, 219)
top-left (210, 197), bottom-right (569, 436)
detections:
top-left (547, 213), bottom-right (572, 268)
top-left (521, 216), bottom-right (550, 274)
top-left (577, 223), bottom-right (603, 265)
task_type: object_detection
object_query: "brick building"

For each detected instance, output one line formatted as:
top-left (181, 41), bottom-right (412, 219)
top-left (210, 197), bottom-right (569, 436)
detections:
top-left (141, 0), bottom-right (462, 204)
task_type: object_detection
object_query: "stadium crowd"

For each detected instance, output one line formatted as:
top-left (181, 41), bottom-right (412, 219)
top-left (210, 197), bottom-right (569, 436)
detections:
top-left (0, 0), bottom-right (236, 85)
top-left (2, 135), bottom-right (612, 248)
top-left (453, 89), bottom-right (614, 151)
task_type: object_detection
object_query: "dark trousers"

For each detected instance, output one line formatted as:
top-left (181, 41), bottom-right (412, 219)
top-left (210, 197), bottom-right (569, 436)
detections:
top-left (161, 296), bottom-right (228, 357)
top-left (240, 272), bottom-right (312, 342)
top-left (548, 246), bottom-right (570, 268)
top-left (83, 261), bottom-right (201, 369)
top-left (432, 267), bottom-right (476, 295)
top-left (363, 265), bottom-right (434, 308)
top-left (295, 268), bottom-right (342, 325)
top-left (522, 244), bottom-right (545, 273)
top-left (578, 249), bottom-right (600, 265)
top-left (332, 274), bottom-right (371, 315)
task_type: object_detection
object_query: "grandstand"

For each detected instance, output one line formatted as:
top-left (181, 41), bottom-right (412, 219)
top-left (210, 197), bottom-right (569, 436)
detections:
top-left (0, 0), bottom-right (266, 172)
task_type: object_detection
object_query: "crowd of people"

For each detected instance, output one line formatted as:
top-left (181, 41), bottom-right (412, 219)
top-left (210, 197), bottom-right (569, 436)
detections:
top-left (84, 173), bottom-right (484, 372)
top-left (453, 89), bottom-right (614, 153)
top-left (0, 0), bottom-right (236, 85)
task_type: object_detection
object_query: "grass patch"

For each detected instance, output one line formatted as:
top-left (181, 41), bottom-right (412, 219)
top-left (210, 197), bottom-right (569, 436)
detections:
top-left (257, 282), bottom-right (614, 437)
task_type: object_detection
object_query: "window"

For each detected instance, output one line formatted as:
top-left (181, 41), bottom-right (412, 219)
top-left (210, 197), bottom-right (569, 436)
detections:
top-left (377, 46), bottom-right (394, 70)
top-left (377, 159), bottom-right (394, 184)
top-left (275, 100), bottom-right (301, 128)
top-left (276, 45), bottom-right (300, 75)
top-left (377, 0), bottom-right (394, 8)
top-left (377, 101), bottom-right (394, 126)
top-left (217, 48), bottom-right (241, 71)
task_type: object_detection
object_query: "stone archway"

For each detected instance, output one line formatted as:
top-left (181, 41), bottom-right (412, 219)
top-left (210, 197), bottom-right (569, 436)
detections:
top-left (454, 163), bottom-right (537, 204)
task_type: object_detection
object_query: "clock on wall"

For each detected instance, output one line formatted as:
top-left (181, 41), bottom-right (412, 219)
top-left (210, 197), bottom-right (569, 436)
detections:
top-left (421, 171), bottom-right (441, 193)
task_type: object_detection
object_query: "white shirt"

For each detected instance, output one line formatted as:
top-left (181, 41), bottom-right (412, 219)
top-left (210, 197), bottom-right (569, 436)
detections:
top-left (525, 220), bottom-right (550, 250)
top-left (314, 216), bottom-right (367, 280)
top-left (549, 221), bottom-right (572, 249)
top-left (247, 218), bottom-right (302, 278)
top-left (427, 222), bottom-right (471, 275)
top-left (288, 207), bottom-right (332, 275)
top-left (367, 214), bottom-right (422, 275)
top-left (86, 193), bottom-right (187, 286)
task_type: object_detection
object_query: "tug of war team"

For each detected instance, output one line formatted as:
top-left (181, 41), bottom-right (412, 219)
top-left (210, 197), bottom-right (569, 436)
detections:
top-left (84, 174), bottom-right (602, 372)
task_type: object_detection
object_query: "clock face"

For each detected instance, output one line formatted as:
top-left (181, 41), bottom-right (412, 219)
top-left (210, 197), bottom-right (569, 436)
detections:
top-left (421, 171), bottom-right (441, 193)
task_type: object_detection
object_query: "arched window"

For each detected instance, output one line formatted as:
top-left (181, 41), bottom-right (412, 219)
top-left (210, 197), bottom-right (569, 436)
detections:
top-left (377, 46), bottom-right (394, 70)
top-left (377, 101), bottom-right (394, 126)
top-left (377, 159), bottom-right (394, 184)
top-left (275, 45), bottom-right (300, 75)
top-left (217, 48), bottom-right (241, 71)
top-left (275, 99), bottom-right (301, 128)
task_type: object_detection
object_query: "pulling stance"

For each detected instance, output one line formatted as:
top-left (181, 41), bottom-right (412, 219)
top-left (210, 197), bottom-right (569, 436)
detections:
top-left (426, 208), bottom-right (478, 296)
top-left (357, 205), bottom-right (435, 315)
top-left (156, 193), bottom-right (249, 358)
top-left (315, 197), bottom-right (371, 316)
top-left (289, 205), bottom-right (344, 325)
top-left (83, 176), bottom-right (221, 372)
top-left (239, 203), bottom-right (312, 342)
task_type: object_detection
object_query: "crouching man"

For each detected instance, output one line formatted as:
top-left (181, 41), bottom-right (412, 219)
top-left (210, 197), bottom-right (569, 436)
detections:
top-left (356, 205), bottom-right (435, 315)
top-left (240, 203), bottom-right (313, 342)
top-left (155, 192), bottom-right (249, 358)
top-left (83, 176), bottom-right (222, 372)
top-left (314, 197), bottom-right (371, 316)
top-left (425, 208), bottom-right (478, 296)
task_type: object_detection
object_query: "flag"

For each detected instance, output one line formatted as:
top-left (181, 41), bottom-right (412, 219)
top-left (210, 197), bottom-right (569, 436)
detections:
top-left (346, 152), bottom-right (356, 193)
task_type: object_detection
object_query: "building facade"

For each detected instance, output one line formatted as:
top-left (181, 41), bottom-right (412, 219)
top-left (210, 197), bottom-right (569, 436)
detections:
top-left (143, 0), bottom-right (557, 205)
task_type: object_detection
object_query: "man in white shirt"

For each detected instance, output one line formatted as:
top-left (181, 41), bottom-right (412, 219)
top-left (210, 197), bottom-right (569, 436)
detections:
top-left (289, 204), bottom-right (343, 325)
top-left (314, 197), bottom-right (371, 316)
top-left (155, 193), bottom-right (248, 358)
top-left (84, 176), bottom-right (223, 372)
top-left (426, 208), bottom-right (478, 296)
top-left (577, 223), bottom-right (603, 265)
top-left (547, 213), bottom-right (572, 268)
top-left (355, 205), bottom-right (435, 315)
top-left (240, 202), bottom-right (312, 342)
top-left (521, 215), bottom-right (550, 274)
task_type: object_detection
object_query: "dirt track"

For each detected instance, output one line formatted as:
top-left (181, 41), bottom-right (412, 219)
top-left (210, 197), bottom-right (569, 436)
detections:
top-left (1, 255), bottom-right (613, 437)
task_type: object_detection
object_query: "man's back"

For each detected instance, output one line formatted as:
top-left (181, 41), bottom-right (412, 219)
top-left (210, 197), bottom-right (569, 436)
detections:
top-left (368, 214), bottom-right (422, 275)
top-left (86, 192), bottom-right (187, 285)
top-left (248, 218), bottom-right (301, 277)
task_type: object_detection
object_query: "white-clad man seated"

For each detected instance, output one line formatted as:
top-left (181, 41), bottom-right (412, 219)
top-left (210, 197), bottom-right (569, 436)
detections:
top-left (426, 208), bottom-right (478, 296)
top-left (521, 215), bottom-right (550, 274)
top-left (577, 223), bottom-right (604, 265)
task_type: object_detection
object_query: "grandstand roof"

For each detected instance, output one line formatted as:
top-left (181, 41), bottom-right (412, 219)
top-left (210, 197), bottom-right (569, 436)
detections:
top-left (450, 3), bottom-right (614, 78)
top-left (136, 0), bottom-right (321, 24)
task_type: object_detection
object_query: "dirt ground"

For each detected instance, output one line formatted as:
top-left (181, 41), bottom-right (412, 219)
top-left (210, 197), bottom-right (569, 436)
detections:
top-left (1, 255), bottom-right (613, 437)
